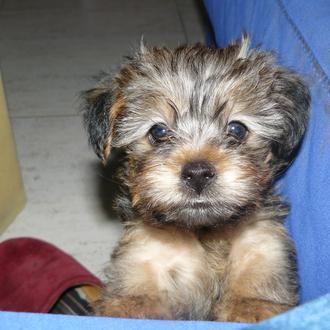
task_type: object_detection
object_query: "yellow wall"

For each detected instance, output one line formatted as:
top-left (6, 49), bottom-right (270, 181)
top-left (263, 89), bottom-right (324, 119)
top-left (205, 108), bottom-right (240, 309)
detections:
top-left (0, 74), bottom-right (26, 233)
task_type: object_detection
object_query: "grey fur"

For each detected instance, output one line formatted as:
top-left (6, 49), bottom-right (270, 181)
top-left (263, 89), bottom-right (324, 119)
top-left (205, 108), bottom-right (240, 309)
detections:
top-left (83, 38), bottom-right (310, 227)
top-left (81, 37), bottom-right (310, 320)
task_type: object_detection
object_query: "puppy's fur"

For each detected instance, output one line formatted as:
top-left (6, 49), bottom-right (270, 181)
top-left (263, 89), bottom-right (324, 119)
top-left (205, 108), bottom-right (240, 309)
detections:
top-left (82, 37), bottom-right (310, 322)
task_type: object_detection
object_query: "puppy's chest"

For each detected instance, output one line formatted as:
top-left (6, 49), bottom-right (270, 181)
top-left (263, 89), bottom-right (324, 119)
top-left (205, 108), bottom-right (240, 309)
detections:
top-left (198, 229), bottom-right (232, 276)
top-left (130, 225), bottom-right (230, 293)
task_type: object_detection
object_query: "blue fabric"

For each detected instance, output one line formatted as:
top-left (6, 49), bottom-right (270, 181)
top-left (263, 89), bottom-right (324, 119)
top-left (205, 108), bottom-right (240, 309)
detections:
top-left (250, 293), bottom-right (330, 330)
top-left (204, 0), bottom-right (330, 305)
top-left (2, 293), bottom-right (330, 329)
top-left (0, 312), bottom-right (248, 330)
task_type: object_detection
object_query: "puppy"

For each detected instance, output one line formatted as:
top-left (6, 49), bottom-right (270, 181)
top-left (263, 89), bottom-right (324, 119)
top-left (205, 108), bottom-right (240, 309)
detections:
top-left (82, 36), bottom-right (310, 322)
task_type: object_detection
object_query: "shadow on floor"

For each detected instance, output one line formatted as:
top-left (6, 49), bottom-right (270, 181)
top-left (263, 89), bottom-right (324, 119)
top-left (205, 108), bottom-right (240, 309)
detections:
top-left (90, 148), bottom-right (126, 221)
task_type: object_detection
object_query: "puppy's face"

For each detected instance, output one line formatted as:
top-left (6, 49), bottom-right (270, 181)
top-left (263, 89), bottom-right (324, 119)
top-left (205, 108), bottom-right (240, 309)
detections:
top-left (83, 38), bottom-right (310, 228)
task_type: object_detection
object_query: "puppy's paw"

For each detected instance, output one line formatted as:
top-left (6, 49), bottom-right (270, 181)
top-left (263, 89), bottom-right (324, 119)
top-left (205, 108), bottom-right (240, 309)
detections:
top-left (93, 294), bottom-right (172, 320)
top-left (214, 298), bottom-right (291, 323)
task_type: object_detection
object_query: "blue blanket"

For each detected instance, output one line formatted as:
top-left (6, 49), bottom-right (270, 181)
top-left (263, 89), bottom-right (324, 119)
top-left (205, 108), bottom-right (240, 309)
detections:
top-left (204, 0), bottom-right (330, 305)
top-left (2, 293), bottom-right (330, 329)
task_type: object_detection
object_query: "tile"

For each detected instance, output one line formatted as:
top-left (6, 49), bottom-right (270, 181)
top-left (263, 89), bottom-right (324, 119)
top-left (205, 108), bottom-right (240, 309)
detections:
top-left (175, 0), bottom-right (208, 44)
top-left (0, 1), bottom-right (186, 117)
top-left (0, 38), bottom-right (127, 117)
top-left (2, 0), bottom-right (107, 11)
top-left (2, 0), bottom-right (174, 11)
top-left (1, 34), bottom-right (185, 118)
top-left (0, 116), bottom-right (123, 276)
top-left (0, 2), bottom-right (183, 41)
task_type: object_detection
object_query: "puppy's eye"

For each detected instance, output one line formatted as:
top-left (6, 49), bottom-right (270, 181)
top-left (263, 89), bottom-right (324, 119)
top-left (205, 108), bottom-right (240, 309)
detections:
top-left (148, 123), bottom-right (170, 144)
top-left (227, 121), bottom-right (248, 141)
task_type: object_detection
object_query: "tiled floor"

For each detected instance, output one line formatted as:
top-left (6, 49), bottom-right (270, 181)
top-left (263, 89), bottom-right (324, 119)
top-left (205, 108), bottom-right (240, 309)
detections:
top-left (0, 0), bottom-right (207, 278)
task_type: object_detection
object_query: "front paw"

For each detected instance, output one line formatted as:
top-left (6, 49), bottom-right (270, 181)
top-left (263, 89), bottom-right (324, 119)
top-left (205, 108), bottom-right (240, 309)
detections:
top-left (214, 298), bottom-right (291, 323)
top-left (93, 294), bottom-right (172, 320)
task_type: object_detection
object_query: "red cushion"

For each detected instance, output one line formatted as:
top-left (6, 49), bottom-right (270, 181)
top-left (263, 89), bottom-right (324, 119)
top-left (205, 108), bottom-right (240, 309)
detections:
top-left (0, 237), bottom-right (103, 313)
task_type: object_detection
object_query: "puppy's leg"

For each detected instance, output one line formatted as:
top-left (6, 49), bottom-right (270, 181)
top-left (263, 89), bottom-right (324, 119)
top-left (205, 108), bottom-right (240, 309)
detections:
top-left (94, 222), bottom-right (216, 320)
top-left (213, 220), bottom-right (297, 323)
top-left (93, 294), bottom-right (172, 319)
top-left (92, 224), bottom-right (172, 319)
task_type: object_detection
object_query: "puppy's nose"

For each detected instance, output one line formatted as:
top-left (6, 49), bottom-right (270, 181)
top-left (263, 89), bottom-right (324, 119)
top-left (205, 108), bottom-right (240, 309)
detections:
top-left (181, 161), bottom-right (216, 194)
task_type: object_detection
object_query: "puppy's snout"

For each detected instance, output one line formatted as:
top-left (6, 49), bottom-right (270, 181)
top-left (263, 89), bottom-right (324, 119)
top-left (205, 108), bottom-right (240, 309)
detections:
top-left (181, 161), bottom-right (216, 194)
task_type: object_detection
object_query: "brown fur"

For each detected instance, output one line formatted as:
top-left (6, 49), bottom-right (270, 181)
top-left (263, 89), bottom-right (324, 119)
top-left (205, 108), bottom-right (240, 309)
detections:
top-left (103, 96), bottom-right (125, 163)
top-left (214, 298), bottom-right (291, 322)
top-left (93, 294), bottom-right (173, 319)
top-left (82, 38), bottom-right (310, 322)
top-left (93, 210), bottom-right (297, 321)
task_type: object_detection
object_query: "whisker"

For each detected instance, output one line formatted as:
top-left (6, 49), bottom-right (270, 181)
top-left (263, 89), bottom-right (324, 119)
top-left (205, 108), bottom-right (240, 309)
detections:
top-left (95, 172), bottom-right (121, 185)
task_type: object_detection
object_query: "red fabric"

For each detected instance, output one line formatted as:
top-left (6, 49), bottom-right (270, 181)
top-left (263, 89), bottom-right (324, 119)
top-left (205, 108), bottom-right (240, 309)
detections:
top-left (0, 237), bottom-right (103, 313)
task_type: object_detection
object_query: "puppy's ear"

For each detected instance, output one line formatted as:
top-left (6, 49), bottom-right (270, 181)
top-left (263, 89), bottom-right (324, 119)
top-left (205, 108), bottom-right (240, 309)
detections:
top-left (81, 77), bottom-right (124, 164)
top-left (270, 71), bottom-right (310, 170)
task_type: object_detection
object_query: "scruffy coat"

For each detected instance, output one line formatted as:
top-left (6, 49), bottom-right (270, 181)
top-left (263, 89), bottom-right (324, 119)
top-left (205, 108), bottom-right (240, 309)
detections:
top-left (82, 37), bottom-right (310, 322)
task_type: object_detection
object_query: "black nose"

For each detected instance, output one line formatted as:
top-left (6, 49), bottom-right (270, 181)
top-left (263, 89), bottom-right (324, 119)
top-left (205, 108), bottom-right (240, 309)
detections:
top-left (181, 161), bottom-right (216, 194)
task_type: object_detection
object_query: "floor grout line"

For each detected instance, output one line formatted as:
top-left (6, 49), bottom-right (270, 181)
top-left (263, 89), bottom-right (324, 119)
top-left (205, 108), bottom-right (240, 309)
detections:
top-left (9, 113), bottom-right (81, 120)
top-left (173, 0), bottom-right (189, 44)
top-left (0, 7), bottom-right (130, 14)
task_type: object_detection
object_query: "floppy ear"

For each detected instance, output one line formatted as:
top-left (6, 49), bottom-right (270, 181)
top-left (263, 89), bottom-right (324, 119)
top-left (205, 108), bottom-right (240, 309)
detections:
top-left (81, 77), bottom-right (124, 164)
top-left (270, 70), bottom-right (310, 170)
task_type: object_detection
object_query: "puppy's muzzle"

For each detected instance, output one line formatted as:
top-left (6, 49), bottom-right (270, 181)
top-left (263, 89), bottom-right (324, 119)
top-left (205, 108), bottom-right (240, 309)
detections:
top-left (181, 161), bottom-right (216, 195)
